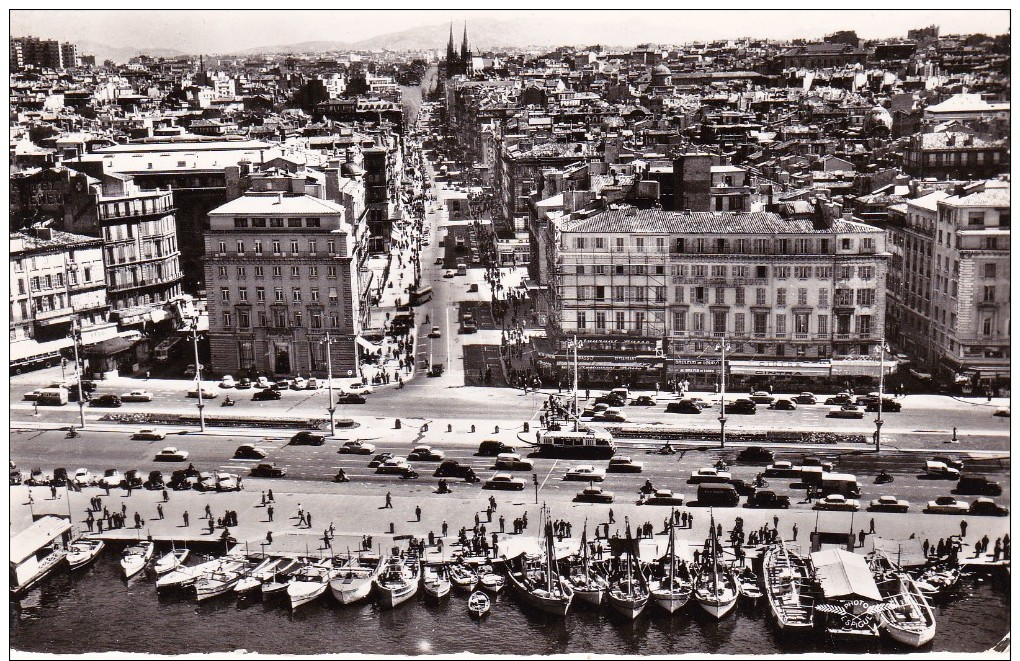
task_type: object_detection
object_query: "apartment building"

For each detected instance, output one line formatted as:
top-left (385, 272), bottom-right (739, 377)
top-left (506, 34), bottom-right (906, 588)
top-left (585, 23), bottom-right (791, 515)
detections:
top-left (204, 193), bottom-right (361, 377)
top-left (547, 206), bottom-right (889, 388)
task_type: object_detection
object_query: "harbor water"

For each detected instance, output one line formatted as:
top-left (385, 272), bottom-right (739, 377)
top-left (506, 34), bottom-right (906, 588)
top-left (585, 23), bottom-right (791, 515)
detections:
top-left (9, 553), bottom-right (1010, 656)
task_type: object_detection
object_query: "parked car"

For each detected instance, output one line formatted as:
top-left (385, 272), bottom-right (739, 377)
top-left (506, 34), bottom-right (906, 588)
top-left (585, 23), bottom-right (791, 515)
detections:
top-left (72, 468), bottom-right (94, 487)
top-left (252, 389), bottom-right (282, 401)
top-left (631, 395), bottom-right (656, 406)
top-left (434, 257), bottom-right (444, 265)
top-left (90, 394), bottom-right (123, 408)
top-left (121, 470), bottom-right (143, 490)
top-left (641, 489), bottom-right (685, 506)
top-left (144, 470), bottom-right (164, 490)
top-left (336, 393), bottom-right (367, 404)
top-left (666, 399), bottom-right (702, 414)
top-left (827, 405), bottom-right (865, 419)
top-left (119, 390), bottom-right (154, 403)
top-left (154, 447), bottom-right (189, 462)
top-left (234, 444), bottom-right (267, 460)
top-left (993, 408), bottom-right (1010, 418)
top-left (855, 392), bottom-right (882, 407)
top-left (824, 392), bottom-right (855, 406)
top-left (724, 399), bottom-right (757, 415)
top-left (564, 465), bottom-right (606, 482)
top-left (443, 270), bottom-right (455, 278)
top-left (924, 495), bottom-right (970, 514)
top-left (494, 453), bottom-right (534, 471)
top-left (574, 486), bottom-right (615, 504)
top-left (255, 376), bottom-right (272, 389)
top-left (477, 440), bottom-right (513, 456)
top-left (408, 445), bottom-right (445, 461)
top-left (953, 476), bottom-right (1003, 496)
top-left (747, 490), bottom-right (791, 509)
top-left (749, 391), bottom-right (775, 405)
top-left (771, 398), bottom-right (798, 411)
top-left (250, 463), bottom-right (287, 478)
top-left (582, 403), bottom-right (612, 417)
top-left (483, 473), bottom-right (526, 491)
top-left (131, 428), bottom-right (167, 441)
top-left (968, 498), bottom-right (1008, 517)
top-left (340, 440), bottom-right (376, 455)
top-left (812, 494), bottom-right (861, 512)
top-left (688, 397), bottom-right (713, 410)
top-left (595, 393), bottom-right (626, 407)
top-left (376, 458), bottom-right (410, 475)
top-left (434, 460), bottom-right (477, 479)
top-left (184, 364), bottom-right (197, 378)
top-left (867, 496), bottom-right (910, 513)
top-left (272, 378), bottom-right (292, 390)
top-left (290, 377), bottom-right (307, 390)
top-left (344, 383), bottom-right (374, 395)
top-left (236, 378), bottom-right (253, 389)
top-left (220, 375), bottom-right (235, 388)
top-left (688, 467), bottom-right (732, 484)
top-left (305, 377), bottom-right (318, 390)
top-left (793, 392), bottom-right (817, 405)
top-left (186, 387), bottom-right (218, 399)
top-left (289, 431), bottom-right (326, 446)
top-left (736, 446), bottom-right (775, 464)
top-left (168, 469), bottom-right (199, 491)
top-left (607, 456), bottom-right (643, 473)
top-left (215, 472), bottom-right (241, 492)
top-left (865, 398), bottom-right (902, 413)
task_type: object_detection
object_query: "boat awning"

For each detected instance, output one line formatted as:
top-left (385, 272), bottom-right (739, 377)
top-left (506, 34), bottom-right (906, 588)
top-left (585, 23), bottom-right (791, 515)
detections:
top-left (810, 549), bottom-right (882, 601)
top-left (10, 516), bottom-right (70, 565)
top-left (870, 537), bottom-right (928, 568)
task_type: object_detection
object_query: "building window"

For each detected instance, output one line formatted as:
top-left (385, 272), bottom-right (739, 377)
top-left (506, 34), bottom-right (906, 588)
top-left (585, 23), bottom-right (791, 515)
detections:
top-left (292, 288), bottom-right (302, 302)
top-left (308, 241), bottom-right (317, 254)
top-left (776, 314), bottom-right (786, 335)
top-left (968, 212), bottom-right (985, 226)
top-left (236, 266), bottom-right (245, 278)
top-left (839, 265), bottom-right (853, 280)
top-left (756, 265), bottom-right (767, 278)
top-left (615, 237), bottom-right (624, 252)
top-left (633, 265), bottom-right (646, 275)
top-left (860, 238), bottom-right (875, 252)
top-left (239, 288), bottom-right (248, 302)
top-left (797, 288), bottom-right (808, 306)
top-left (855, 315), bottom-right (872, 337)
top-left (734, 313), bottom-right (745, 335)
top-left (254, 241), bottom-right (263, 254)
top-left (595, 312), bottom-right (606, 330)
top-left (256, 287), bottom-right (265, 302)
top-left (776, 288), bottom-right (786, 306)
top-left (576, 265), bottom-right (585, 275)
top-left (775, 266), bottom-right (790, 279)
top-left (692, 313), bottom-right (705, 332)
top-left (258, 311), bottom-right (267, 327)
top-left (234, 218), bottom-right (248, 229)
top-left (330, 315), bottom-right (340, 328)
top-left (841, 238), bottom-right (852, 250)
top-left (288, 218), bottom-right (302, 228)
top-left (818, 288), bottom-right (829, 307)
top-left (271, 218), bottom-right (284, 228)
top-left (239, 312), bottom-right (250, 329)
top-left (983, 285), bottom-right (995, 302)
top-left (311, 313), bottom-right (322, 329)
top-left (856, 289), bottom-right (875, 306)
top-left (635, 237), bottom-right (644, 252)
top-left (327, 240), bottom-right (336, 254)
top-left (218, 241), bottom-right (227, 254)
top-left (816, 266), bottom-right (832, 279)
top-left (328, 287), bottom-right (338, 303)
top-left (574, 237), bottom-right (586, 250)
top-left (692, 265), bottom-right (706, 278)
top-left (220, 288), bottom-right (230, 302)
top-left (615, 265), bottom-right (625, 275)
top-left (673, 311), bottom-right (685, 332)
top-left (655, 286), bottom-right (666, 303)
top-left (632, 287), bottom-right (644, 303)
top-left (306, 218), bottom-right (320, 227)
top-left (835, 288), bottom-right (853, 306)
top-left (310, 287), bottom-right (319, 302)
top-left (291, 266), bottom-right (300, 278)
top-left (712, 312), bottom-right (726, 334)
top-left (254, 266), bottom-right (263, 277)
top-left (712, 265), bottom-right (726, 278)
top-left (327, 267), bottom-right (337, 278)
top-left (218, 266), bottom-right (227, 277)
top-left (755, 288), bottom-right (767, 306)
top-left (293, 311), bottom-right (302, 326)
top-left (732, 287), bottom-right (744, 306)
top-left (982, 317), bottom-right (993, 336)
top-left (656, 237), bottom-right (666, 252)
top-left (273, 266), bottom-right (283, 277)
top-left (577, 311), bottom-right (587, 329)
top-left (251, 218), bottom-right (266, 228)
top-left (752, 312), bottom-right (768, 335)
top-left (858, 266), bottom-right (873, 280)
top-left (595, 265), bottom-right (606, 275)
top-left (222, 312), bottom-right (232, 327)
top-left (817, 315), bottom-right (828, 335)
top-left (795, 312), bottom-right (809, 334)
top-left (595, 237), bottom-right (605, 250)
top-left (634, 312), bottom-right (645, 335)
top-left (693, 287), bottom-right (705, 304)
top-left (274, 287), bottom-right (284, 302)
top-left (674, 287), bottom-right (684, 303)
top-left (984, 263), bottom-right (997, 278)
top-left (272, 240), bottom-right (281, 254)
top-left (714, 288), bottom-right (725, 305)
top-left (794, 266), bottom-right (811, 279)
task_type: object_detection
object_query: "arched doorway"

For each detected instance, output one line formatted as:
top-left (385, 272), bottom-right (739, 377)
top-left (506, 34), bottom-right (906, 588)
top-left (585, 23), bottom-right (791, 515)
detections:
top-left (273, 343), bottom-right (291, 375)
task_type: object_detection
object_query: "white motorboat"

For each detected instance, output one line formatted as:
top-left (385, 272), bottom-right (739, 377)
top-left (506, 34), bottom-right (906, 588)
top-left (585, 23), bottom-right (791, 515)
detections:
top-left (195, 565), bottom-right (245, 601)
top-left (374, 552), bottom-right (421, 609)
top-left (329, 553), bottom-right (383, 605)
top-left (66, 539), bottom-right (104, 571)
top-left (154, 547), bottom-right (190, 575)
top-left (156, 556), bottom-right (239, 591)
top-left (477, 563), bottom-right (507, 595)
top-left (234, 557), bottom-right (289, 596)
top-left (447, 562), bottom-right (479, 592)
top-left (287, 559), bottom-right (335, 611)
top-left (120, 541), bottom-right (154, 579)
top-left (422, 563), bottom-right (452, 600)
top-left (736, 567), bottom-right (764, 601)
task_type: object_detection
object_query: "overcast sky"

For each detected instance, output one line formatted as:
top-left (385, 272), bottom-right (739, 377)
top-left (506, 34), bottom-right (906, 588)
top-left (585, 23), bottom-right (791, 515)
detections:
top-left (10, 8), bottom-right (1011, 52)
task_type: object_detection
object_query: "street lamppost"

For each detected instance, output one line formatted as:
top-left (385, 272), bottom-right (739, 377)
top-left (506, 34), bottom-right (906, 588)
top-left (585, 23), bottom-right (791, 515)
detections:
top-left (190, 319), bottom-right (205, 432)
top-left (70, 317), bottom-right (86, 430)
top-left (715, 339), bottom-right (732, 449)
top-left (874, 337), bottom-right (888, 453)
top-left (323, 332), bottom-right (336, 437)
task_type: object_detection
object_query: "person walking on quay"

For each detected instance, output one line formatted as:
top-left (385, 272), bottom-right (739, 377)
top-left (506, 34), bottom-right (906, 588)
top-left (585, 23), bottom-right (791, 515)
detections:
top-left (162, 488), bottom-right (169, 503)
top-left (306, 512), bottom-right (312, 529)
top-left (385, 492), bottom-right (393, 508)
top-left (134, 512), bottom-right (142, 529)
top-left (415, 505), bottom-right (422, 522)
top-left (773, 515), bottom-right (779, 530)
top-left (923, 539), bottom-right (930, 557)
top-left (97, 518), bottom-right (104, 533)
top-left (208, 519), bottom-right (215, 535)
top-left (858, 529), bottom-right (867, 548)
top-left (869, 518), bottom-right (875, 535)
top-left (266, 531), bottom-right (273, 545)
top-left (442, 520), bottom-right (448, 537)
top-left (261, 491), bottom-right (266, 506)
top-left (205, 504), bottom-right (212, 520)
top-left (85, 516), bottom-right (94, 532)
top-left (121, 502), bottom-right (127, 518)
top-left (157, 504), bottom-right (164, 520)
top-left (298, 511), bottom-right (307, 527)
top-left (329, 523), bottom-right (335, 539)
top-left (267, 489), bottom-right (274, 502)
top-left (267, 505), bottom-right (274, 522)
top-left (489, 495), bottom-right (497, 511)
top-left (499, 515), bottom-right (505, 533)
top-left (960, 520), bottom-right (968, 538)
top-left (792, 523), bottom-right (798, 541)
top-left (609, 508), bottom-right (615, 524)
top-left (183, 511), bottom-right (189, 527)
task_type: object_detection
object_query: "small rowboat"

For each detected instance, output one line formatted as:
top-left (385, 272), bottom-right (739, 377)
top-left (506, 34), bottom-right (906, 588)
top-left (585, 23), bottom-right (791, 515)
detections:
top-left (423, 563), bottom-right (451, 600)
top-left (67, 539), bottom-right (104, 571)
top-left (154, 548), bottom-right (190, 575)
top-left (478, 566), bottom-right (506, 594)
top-left (447, 563), bottom-right (479, 592)
top-left (468, 590), bottom-right (491, 618)
top-left (120, 541), bottom-right (154, 579)
top-left (736, 567), bottom-right (764, 601)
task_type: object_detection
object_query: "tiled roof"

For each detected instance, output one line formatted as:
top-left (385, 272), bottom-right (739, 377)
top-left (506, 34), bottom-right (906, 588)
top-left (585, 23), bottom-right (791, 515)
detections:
top-left (208, 194), bottom-right (347, 216)
top-left (942, 189), bottom-right (1010, 208)
top-left (558, 208), bottom-right (880, 235)
top-left (919, 132), bottom-right (1003, 150)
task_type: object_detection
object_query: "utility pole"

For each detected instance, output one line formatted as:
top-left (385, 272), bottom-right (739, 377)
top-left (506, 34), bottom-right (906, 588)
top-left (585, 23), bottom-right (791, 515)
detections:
top-left (874, 338), bottom-right (886, 453)
top-left (191, 320), bottom-right (205, 432)
top-left (717, 338), bottom-right (729, 449)
top-left (325, 332), bottom-right (336, 436)
top-left (71, 318), bottom-right (86, 430)
top-left (533, 473), bottom-right (539, 505)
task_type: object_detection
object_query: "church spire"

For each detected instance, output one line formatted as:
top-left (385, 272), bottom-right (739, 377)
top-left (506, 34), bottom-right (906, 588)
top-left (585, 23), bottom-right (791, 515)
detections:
top-left (447, 22), bottom-right (456, 60)
top-left (461, 22), bottom-right (469, 60)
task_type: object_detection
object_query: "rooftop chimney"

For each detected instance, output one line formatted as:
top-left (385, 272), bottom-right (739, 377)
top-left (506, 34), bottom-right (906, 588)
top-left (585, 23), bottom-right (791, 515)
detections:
top-left (275, 192), bottom-right (283, 205)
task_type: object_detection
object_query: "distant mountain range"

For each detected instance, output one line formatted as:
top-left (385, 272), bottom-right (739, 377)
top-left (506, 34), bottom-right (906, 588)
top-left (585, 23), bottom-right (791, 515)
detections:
top-left (78, 39), bottom-right (185, 64)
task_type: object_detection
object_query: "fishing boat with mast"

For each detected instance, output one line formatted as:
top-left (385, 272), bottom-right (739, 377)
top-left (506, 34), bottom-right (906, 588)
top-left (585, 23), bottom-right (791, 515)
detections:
top-left (156, 555), bottom-right (242, 592)
top-left (505, 510), bottom-right (574, 616)
top-left (605, 520), bottom-right (650, 619)
top-left (329, 550), bottom-right (383, 605)
top-left (763, 542), bottom-right (816, 631)
top-left (648, 512), bottom-right (693, 614)
top-left (692, 510), bottom-right (738, 619)
top-left (869, 552), bottom-right (937, 648)
top-left (477, 561), bottom-right (506, 594)
top-left (195, 562), bottom-right (246, 601)
top-left (563, 521), bottom-right (608, 607)
top-left (374, 550), bottom-right (421, 609)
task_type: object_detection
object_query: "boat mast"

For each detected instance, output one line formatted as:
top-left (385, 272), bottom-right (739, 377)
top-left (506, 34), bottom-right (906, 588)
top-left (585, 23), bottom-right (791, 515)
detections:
top-left (669, 509), bottom-right (676, 589)
top-left (581, 520), bottom-right (590, 585)
top-left (626, 520), bottom-right (634, 597)
top-left (710, 509), bottom-right (718, 594)
top-left (545, 507), bottom-right (555, 594)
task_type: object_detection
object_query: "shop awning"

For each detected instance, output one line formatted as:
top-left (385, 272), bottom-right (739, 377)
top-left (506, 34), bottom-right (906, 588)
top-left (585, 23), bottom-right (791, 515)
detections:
top-left (810, 549), bottom-right (882, 601)
top-left (729, 360), bottom-right (831, 376)
top-left (87, 335), bottom-right (138, 357)
top-left (356, 336), bottom-right (380, 352)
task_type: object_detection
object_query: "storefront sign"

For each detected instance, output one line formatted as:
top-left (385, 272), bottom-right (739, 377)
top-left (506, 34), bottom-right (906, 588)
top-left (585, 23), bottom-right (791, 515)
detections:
top-left (729, 360), bottom-right (831, 376)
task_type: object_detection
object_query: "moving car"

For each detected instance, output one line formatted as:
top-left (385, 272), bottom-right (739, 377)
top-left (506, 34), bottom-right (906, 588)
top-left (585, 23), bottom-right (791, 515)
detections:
top-left (607, 456), bottom-right (643, 473)
top-left (252, 389), bottom-right (282, 401)
top-left (428, 326), bottom-right (442, 338)
top-left (747, 490), bottom-right (791, 509)
top-left (574, 486), bottom-right (615, 504)
top-left (666, 399), bottom-right (701, 414)
top-left (121, 390), bottom-right (154, 402)
top-left (467, 283), bottom-right (479, 293)
top-left (220, 375), bottom-right (235, 388)
top-left (953, 476), bottom-right (1003, 496)
top-left (800, 457), bottom-right (834, 472)
top-left (477, 440), bottom-right (513, 456)
top-left (749, 391), bottom-right (775, 405)
top-left (812, 494), bottom-right (861, 512)
top-left (215, 472), bottom-right (241, 492)
top-left (564, 465), bottom-right (606, 482)
top-left (595, 393), bottom-right (626, 407)
top-left (771, 398), bottom-right (798, 411)
top-left (154, 447), bottom-right (189, 462)
top-left (443, 270), bottom-right (455, 278)
top-left (867, 495), bottom-right (910, 513)
top-left (631, 395), bottom-right (656, 406)
top-left (764, 461), bottom-right (799, 478)
top-left (925, 460), bottom-right (961, 480)
top-left (593, 409), bottom-right (627, 423)
top-left (132, 429), bottom-right (167, 441)
top-left (234, 444), bottom-right (267, 460)
top-left (793, 392), bottom-right (817, 405)
top-left (483, 473), bottom-right (526, 491)
top-left (724, 399), bottom-right (757, 415)
top-left (824, 392), bottom-right (854, 406)
top-left (641, 489), bottom-right (685, 506)
top-left (22, 389), bottom-right (42, 401)
top-left (408, 445), bottom-right (445, 461)
top-left (688, 467), bottom-right (732, 484)
top-left (736, 446), bottom-right (775, 464)
top-left (494, 453), bottom-right (534, 471)
top-left (924, 495), bottom-right (969, 514)
top-left (376, 458), bottom-right (410, 474)
top-left (433, 460), bottom-right (476, 479)
top-left (90, 394), bottom-right (123, 408)
top-left (339, 440), bottom-right (376, 455)
top-left (368, 453), bottom-right (395, 468)
top-left (993, 408), bottom-right (1010, 417)
top-left (336, 393), bottom-right (366, 404)
top-left (582, 403), bottom-right (611, 417)
top-left (968, 498), bottom-right (1008, 517)
top-left (932, 456), bottom-right (965, 471)
top-left (289, 431), bottom-right (326, 446)
top-left (435, 257), bottom-right (444, 265)
top-left (688, 397), bottom-right (712, 409)
top-left (186, 387), bottom-right (218, 399)
top-left (344, 383), bottom-right (374, 395)
top-left (827, 405), bottom-right (865, 419)
top-left (249, 463), bottom-right (287, 478)
top-left (865, 398), bottom-right (902, 413)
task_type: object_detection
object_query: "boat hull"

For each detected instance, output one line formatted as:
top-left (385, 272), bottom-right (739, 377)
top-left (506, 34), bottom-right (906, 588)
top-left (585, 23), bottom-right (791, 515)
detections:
top-left (573, 586), bottom-right (605, 607)
top-left (506, 571), bottom-right (573, 616)
top-left (67, 541), bottom-right (104, 571)
top-left (289, 582), bottom-right (327, 610)
top-left (196, 578), bottom-right (239, 601)
top-left (376, 581), bottom-right (419, 608)
top-left (607, 592), bottom-right (648, 620)
top-left (651, 589), bottom-right (691, 614)
top-left (694, 590), bottom-right (738, 619)
top-left (330, 576), bottom-right (373, 605)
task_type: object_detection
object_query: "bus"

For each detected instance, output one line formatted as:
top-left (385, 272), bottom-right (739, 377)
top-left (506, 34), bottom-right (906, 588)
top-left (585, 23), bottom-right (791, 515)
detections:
top-left (37, 388), bottom-right (69, 406)
top-left (534, 428), bottom-right (615, 459)
top-left (154, 336), bottom-right (184, 363)
top-left (410, 286), bottom-right (433, 306)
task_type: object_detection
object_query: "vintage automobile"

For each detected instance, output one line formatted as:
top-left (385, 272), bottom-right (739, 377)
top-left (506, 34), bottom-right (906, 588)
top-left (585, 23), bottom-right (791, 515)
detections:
top-left (749, 391), bottom-right (776, 405)
top-left (968, 497), bottom-right (1008, 517)
top-left (132, 429), bottom-right (167, 441)
top-left (154, 447), bottom-right (189, 462)
top-left (688, 467), bottom-right (732, 484)
top-left (746, 490), bottom-right (791, 509)
top-left (607, 456), bottom-right (643, 473)
top-left (574, 486), bottom-right (615, 504)
top-left (121, 390), bottom-right (154, 402)
top-left (665, 399), bottom-right (702, 414)
top-left (793, 392), bottom-right (817, 405)
top-left (234, 444), bottom-right (267, 460)
top-left (867, 495), bottom-right (911, 513)
top-left (827, 404), bottom-right (865, 419)
top-left (736, 447), bottom-right (775, 465)
top-left (408, 445), bottom-right (445, 461)
top-left (924, 495), bottom-right (970, 514)
top-left (641, 489), bottom-right (685, 506)
top-left (564, 465), bottom-right (606, 482)
top-left (289, 431), bottom-right (326, 446)
top-left (339, 440), bottom-right (376, 455)
top-left (724, 399), bottom-right (757, 415)
top-left (771, 398), bottom-right (798, 411)
top-left (812, 494), bottom-right (861, 512)
top-left (376, 458), bottom-right (411, 475)
top-left (483, 473), bottom-right (526, 491)
top-left (249, 463), bottom-right (287, 478)
top-left (493, 453), bottom-right (534, 471)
